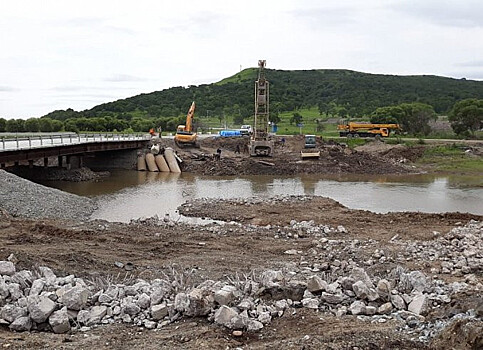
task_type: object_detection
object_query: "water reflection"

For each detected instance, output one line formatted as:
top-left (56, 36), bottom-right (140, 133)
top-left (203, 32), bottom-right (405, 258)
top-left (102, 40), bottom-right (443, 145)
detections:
top-left (39, 170), bottom-right (483, 222)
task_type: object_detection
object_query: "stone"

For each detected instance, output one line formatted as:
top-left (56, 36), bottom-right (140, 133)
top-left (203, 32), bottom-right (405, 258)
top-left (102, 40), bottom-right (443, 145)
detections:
top-left (247, 319), bottom-right (264, 331)
top-left (275, 299), bottom-right (288, 311)
top-left (1, 304), bottom-right (27, 323)
top-left (49, 308), bottom-right (71, 334)
top-left (9, 316), bottom-right (32, 332)
top-left (29, 279), bottom-right (45, 297)
top-left (258, 311), bottom-right (271, 324)
top-left (38, 266), bottom-right (57, 284)
top-left (136, 293), bottom-right (151, 309)
top-left (307, 275), bottom-right (328, 293)
top-left (377, 302), bottom-right (393, 315)
top-left (376, 279), bottom-right (391, 299)
top-left (8, 283), bottom-right (22, 301)
top-left (123, 303), bottom-right (141, 316)
top-left (144, 320), bottom-right (157, 329)
top-left (231, 311), bottom-right (249, 329)
top-left (174, 293), bottom-right (189, 313)
top-left (408, 271), bottom-right (427, 292)
top-left (121, 314), bottom-right (132, 323)
top-left (184, 288), bottom-right (215, 317)
top-left (151, 303), bottom-right (168, 321)
top-left (0, 261), bottom-right (15, 276)
top-left (238, 299), bottom-right (254, 311)
top-left (0, 278), bottom-right (9, 299)
top-left (365, 306), bottom-right (377, 315)
top-left (27, 295), bottom-right (56, 323)
top-left (87, 306), bottom-right (107, 325)
top-left (336, 306), bottom-right (347, 317)
top-left (59, 286), bottom-right (89, 311)
top-left (339, 277), bottom-right (355, 291)
top-left (12, 270), bottom-right (33, 289)
top-left (98, 293), bottom-right (113, 304)
top-left (350, 300), bottom-right (366, 315)
top-left (302, 298), bottom-right (319, 309)
top-left (150, 287), bottom-right (165, 306)
top-left (214, 305), bottom-right (238, 328)
top-left (350, 267), bottom-right (374, 288)
top-left (260, 270), bottom-right (283, 287)
top-left (391, 294), bottom-right (406, 310)
top-left (76, 310), bottom-right (90, 325)
top-left (352, 281), bottom-right (378, 301)
top-left (320, 292), bottom-right (346, 304)
top-left (214, 285), bottom-right (236, 306)
top-left (233, 330), bottom-right (243, 337)
top-left (408, 294), bottom-right (428, 316)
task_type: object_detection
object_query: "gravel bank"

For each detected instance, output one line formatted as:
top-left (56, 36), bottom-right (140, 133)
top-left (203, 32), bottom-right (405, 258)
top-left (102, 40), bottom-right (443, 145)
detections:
top-left (0, 170), bottom-right (96, 221)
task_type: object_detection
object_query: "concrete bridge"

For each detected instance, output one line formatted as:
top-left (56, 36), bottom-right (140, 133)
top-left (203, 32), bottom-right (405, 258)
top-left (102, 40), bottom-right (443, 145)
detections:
top-left (0, 133), bottom-right (150, 169)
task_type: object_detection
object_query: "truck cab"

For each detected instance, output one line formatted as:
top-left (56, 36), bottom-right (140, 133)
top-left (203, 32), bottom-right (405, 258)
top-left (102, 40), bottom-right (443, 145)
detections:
top-left (240, 125), bottom-right (253, 136)
top-left (304, 135), bottom-right (316, 148)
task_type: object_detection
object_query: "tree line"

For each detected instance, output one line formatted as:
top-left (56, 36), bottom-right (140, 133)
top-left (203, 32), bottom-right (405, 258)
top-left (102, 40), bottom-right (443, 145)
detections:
top-left (1, 69), bottom-right (482, 136)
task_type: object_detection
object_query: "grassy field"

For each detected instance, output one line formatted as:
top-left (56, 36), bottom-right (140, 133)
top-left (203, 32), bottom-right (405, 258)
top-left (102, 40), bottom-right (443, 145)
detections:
top-left (416, 144), bottom-right (483, 173)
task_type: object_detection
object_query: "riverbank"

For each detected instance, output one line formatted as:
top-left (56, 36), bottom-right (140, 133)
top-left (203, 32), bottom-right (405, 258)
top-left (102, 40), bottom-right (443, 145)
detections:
top-left (0, 169), bottom-right (482, 349)
top-left (172, 135), bottom-right (482, 177)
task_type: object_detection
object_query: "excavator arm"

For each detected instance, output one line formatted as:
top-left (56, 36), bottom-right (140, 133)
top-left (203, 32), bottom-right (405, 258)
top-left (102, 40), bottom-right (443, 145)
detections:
top-left (185, 101), bottom-right (195, 133)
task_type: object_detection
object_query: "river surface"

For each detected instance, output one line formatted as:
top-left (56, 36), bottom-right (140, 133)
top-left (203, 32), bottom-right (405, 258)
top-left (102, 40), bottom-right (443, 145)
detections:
top-left (40, 170), bottom-right (483, 223)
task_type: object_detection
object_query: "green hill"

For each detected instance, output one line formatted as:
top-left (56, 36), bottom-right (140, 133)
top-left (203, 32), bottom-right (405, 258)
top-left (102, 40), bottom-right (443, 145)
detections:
top-left (40, 68), bottom-right (483, 133)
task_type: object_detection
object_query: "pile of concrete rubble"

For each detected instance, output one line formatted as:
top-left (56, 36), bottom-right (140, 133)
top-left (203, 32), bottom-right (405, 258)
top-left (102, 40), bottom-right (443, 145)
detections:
top-left (0, 220), bottom-right (481, 340)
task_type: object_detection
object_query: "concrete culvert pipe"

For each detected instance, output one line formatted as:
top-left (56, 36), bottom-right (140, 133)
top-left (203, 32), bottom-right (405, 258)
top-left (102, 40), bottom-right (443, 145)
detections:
top-left (145, 153), bottom-right (159, 172)
top-left (164, 147), bottom-right (181, 173)
top-left (137, 154), bottom-right (147, 171)
top-left (155, 154), bottom-right (170, 172)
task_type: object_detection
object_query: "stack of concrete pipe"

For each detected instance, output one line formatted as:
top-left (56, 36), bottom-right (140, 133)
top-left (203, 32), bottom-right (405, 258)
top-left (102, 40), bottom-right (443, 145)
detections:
top-left (137, 147), bottom-right (181, 173)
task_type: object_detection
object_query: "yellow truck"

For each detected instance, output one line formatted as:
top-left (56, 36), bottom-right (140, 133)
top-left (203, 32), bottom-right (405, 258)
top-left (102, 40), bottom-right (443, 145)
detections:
top-left (338, 122), bottom-right (400, 138)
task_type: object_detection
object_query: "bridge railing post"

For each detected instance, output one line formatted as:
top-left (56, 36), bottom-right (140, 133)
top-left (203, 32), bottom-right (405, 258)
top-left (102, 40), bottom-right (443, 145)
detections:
top-left (16, 136), bottom-right (19, 149)
top-left (28, 137), bottom-right (32, 148)
top-left (2, 138), bottom-right (5, 150)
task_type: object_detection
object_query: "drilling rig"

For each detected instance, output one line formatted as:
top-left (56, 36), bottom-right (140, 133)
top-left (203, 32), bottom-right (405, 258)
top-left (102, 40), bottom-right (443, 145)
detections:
top-left (249, 60), bottom-right (274, 157)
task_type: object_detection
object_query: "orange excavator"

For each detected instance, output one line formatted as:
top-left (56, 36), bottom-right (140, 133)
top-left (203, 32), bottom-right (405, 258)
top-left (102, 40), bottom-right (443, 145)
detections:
top-left (175, 101), bottom-right (197, 146)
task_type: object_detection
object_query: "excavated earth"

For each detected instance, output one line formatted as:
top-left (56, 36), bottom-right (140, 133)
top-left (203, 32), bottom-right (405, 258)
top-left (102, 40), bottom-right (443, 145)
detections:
top-left (175, 135), bottom-right (420, 176)
top-left (0, 136), bottom-right (482, 349)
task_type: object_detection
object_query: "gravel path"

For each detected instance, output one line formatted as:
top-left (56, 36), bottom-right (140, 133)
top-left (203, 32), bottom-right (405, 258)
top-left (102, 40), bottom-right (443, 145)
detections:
top-left (0, 170), bottom-right (96, 221)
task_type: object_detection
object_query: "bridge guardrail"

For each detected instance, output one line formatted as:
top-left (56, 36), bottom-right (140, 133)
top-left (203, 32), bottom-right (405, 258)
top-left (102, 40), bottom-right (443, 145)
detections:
top-left (0, 133), bottom-right (151, 152)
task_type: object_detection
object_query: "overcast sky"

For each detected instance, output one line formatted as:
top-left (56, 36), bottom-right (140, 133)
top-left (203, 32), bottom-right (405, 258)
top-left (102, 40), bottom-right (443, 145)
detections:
top-left (1, 0), bottom-right (482, 119)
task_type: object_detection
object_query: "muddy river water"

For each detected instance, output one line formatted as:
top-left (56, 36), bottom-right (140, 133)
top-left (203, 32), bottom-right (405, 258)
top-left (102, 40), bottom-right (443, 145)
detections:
top-left (41, 170), bottom-right (483, 223)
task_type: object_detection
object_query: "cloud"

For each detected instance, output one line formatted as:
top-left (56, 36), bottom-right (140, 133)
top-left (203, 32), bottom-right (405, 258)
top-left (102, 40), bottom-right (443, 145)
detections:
top-left (0, 86), bottom-right (17, 92)
top-left (49, 85), bottom-right (134, 92)
top-left (53, 16), bottom-right (106, 28)
top-left (456, 60), bottom-right (483, 67)
top-left (104, 74), bottom-right (148, 82)
top-left (290, 6), bottom-right (358, 27)
top-left (390, 1), bottom-right (483, 28)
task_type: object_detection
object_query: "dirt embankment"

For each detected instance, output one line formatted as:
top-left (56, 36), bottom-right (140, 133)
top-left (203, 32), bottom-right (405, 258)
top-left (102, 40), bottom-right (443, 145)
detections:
top-left (174, 135), bottom-right (420, 176)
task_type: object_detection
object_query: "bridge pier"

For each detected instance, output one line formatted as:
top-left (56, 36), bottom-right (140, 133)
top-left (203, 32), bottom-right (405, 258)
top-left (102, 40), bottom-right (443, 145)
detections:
top-left (58, 156), bottom-right (63, 168)
top-left (43, 158), bottom-right (49, 168)
top-left (2, 163), bottom-right (6, 169)
top-left (29, 160), bottom-right (34, 169)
